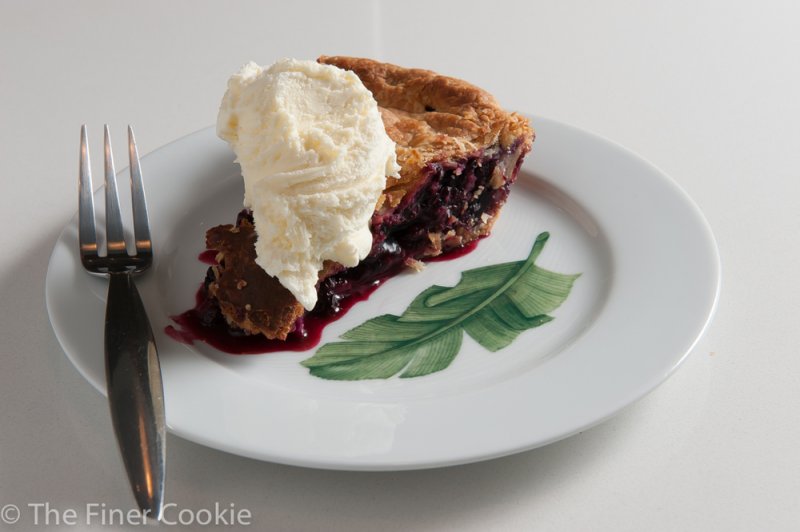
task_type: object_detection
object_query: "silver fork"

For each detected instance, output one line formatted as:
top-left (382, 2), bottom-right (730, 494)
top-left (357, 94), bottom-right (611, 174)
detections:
top-left (79, 125), bottom-right (166, 521)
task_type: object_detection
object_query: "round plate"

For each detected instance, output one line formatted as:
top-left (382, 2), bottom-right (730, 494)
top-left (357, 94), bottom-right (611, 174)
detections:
top-left (45, 116), bottom-right (720, 470)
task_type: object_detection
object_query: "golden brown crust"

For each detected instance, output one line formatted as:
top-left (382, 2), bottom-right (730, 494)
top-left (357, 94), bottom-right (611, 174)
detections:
top-left (318, 56), bottom-right (534, 208)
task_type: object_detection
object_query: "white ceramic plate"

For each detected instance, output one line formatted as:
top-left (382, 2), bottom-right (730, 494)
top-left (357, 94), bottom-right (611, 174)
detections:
top-left (46, 116), bottom-right (719, 470)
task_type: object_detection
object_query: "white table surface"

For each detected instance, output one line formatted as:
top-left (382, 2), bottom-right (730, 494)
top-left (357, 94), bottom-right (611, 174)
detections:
top-left (2, 1), bottom-right (799, 530)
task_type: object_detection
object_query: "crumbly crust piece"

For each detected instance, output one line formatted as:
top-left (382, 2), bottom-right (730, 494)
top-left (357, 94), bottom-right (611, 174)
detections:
top-left (206, 219), bottom-right (304, 340)
top-left (318, 56), bottom-right (534, 209)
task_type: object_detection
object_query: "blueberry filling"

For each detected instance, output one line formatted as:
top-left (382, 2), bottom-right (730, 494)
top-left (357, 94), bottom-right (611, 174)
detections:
top-left (312, 142), bottom-right (523, 317)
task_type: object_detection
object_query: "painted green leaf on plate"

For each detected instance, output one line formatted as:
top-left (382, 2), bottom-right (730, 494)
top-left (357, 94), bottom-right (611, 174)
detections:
top-left (301, 232), bottom-right (580, 380)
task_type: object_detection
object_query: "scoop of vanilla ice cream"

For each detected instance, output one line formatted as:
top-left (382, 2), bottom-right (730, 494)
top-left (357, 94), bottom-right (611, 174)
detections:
top-left (217, 59), bottom-right (400, 310)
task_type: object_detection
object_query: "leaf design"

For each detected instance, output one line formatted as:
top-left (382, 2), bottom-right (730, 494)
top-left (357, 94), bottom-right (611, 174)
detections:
top-left (301, 232), bottom-right (580, 380)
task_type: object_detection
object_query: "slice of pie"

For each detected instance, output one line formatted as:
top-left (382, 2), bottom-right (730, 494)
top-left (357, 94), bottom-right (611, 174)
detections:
top-left (203, 57), bottom-right (534, 342)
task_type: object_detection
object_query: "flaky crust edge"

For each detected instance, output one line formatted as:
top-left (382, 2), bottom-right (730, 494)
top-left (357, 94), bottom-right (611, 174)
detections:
top-left (318, 56), bottom-right (534, 209)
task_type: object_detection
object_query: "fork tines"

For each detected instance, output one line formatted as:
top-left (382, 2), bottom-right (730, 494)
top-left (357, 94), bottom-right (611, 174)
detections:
top-left (79, 125), bottom-right (152, 273)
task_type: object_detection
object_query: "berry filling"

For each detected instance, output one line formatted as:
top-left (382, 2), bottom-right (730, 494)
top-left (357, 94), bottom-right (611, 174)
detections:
top-left (166, 141), bottom-right (526, 353)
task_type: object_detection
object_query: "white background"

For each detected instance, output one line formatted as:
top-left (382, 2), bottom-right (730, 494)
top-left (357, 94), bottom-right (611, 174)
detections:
top-left (1, 1), bottom-right (798, 530)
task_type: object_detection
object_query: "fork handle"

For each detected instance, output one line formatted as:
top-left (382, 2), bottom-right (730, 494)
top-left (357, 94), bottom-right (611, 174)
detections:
top-left (104, 272), bottom-right (166, 521)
